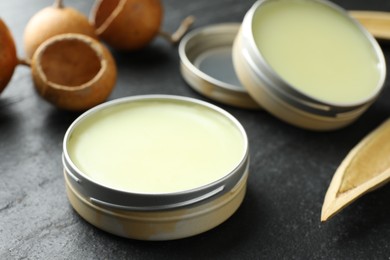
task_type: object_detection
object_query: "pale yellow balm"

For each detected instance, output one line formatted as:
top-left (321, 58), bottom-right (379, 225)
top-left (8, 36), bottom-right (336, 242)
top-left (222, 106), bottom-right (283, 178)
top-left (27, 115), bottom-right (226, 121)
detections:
top-left (253, 0), bottom-right (382, 104)
top-left (67, 99), bottom-right (245, 194)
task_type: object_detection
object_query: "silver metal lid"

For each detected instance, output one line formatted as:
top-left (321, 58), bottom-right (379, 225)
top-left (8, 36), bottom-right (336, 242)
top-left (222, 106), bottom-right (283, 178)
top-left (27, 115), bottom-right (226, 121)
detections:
top-left (179, 23), bottom-right (260, 109)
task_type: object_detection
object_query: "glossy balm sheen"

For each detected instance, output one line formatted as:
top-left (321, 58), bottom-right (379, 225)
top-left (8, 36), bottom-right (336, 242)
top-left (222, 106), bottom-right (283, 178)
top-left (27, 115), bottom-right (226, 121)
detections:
top-left (252, 0), bottom-right (381, 104)
top-left (67, 99), bottom-right (245, 194)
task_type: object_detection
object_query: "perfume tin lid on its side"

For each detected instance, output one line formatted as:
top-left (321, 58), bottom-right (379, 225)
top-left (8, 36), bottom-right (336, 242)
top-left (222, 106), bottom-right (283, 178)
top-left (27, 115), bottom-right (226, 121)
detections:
top-left (179, 23), bottom-right (260, 109)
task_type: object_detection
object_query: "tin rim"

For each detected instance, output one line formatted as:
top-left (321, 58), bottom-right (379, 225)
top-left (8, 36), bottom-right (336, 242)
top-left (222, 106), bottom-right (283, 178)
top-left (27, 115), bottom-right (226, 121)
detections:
top-left (63, 95), bottom-right (249, 211)
top-left (240, 0), bottom-right (386, 112)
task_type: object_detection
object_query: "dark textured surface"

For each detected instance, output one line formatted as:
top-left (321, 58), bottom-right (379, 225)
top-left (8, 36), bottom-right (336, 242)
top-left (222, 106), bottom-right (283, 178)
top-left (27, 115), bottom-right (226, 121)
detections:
top-left (1, 0), bottom-right (390, 259)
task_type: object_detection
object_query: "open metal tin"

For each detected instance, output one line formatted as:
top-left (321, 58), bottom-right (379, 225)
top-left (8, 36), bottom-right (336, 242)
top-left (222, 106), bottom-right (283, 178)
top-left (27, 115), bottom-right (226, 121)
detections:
top-left (63, 95), bottom-right (249, 240)
top-left (233, 0), bottom-right (386, 130)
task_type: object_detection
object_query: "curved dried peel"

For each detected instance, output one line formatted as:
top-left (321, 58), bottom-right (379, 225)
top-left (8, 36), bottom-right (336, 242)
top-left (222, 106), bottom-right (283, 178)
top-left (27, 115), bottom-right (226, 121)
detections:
top-left (349, 11), bottom-right (390, 41)
top-left (321, 119), bottom-right (390, 221)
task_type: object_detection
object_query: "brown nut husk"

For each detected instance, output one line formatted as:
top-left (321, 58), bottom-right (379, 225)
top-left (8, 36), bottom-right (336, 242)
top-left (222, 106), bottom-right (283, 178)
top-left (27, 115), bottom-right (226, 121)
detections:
top-left (90, 0), bottom-right (163, 50)
top-left (24, 0), bottom-right (97, 59)
top-left (31, 33), bottom-right (117, 111)
top-left (321, 119), bottom-right (390, 221)
top-left (0, 19), bottom-right (17, 94)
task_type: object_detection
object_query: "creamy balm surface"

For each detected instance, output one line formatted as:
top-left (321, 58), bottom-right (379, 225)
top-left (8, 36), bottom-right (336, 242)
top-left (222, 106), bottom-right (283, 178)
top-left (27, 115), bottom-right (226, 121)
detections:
top-left (253, 0), bottom-right (381, 104)
top-left (67, 99), bottom-right (245, 193)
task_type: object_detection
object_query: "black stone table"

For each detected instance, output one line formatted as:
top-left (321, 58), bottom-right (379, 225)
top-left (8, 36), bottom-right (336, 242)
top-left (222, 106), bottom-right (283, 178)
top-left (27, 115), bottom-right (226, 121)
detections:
top-left (1, 0), bottom-right (390, 259)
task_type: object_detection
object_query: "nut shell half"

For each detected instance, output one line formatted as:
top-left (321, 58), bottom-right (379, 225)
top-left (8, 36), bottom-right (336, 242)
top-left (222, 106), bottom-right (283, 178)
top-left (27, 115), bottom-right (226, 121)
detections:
top-left (91, 0), bottom-right (163, 50)
top-left (24, 6), bottom-right (97, 59)
top-left (31, 33), bottom-right (117, 111)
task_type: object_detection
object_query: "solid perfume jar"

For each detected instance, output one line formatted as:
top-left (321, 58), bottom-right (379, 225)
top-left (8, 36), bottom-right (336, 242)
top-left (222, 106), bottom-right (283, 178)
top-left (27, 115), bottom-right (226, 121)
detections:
top-left (63, 95), bottom-right (249, 240)
top-left (232, 0), bottom-right (386, 130)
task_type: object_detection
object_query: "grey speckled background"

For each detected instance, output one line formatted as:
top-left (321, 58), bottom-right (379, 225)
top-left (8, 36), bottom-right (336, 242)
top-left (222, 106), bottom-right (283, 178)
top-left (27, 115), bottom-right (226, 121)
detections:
top-left (1, 0), bottom-right (390, 259)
